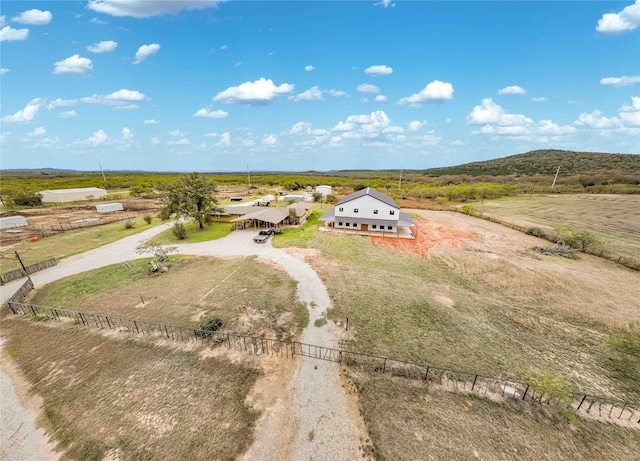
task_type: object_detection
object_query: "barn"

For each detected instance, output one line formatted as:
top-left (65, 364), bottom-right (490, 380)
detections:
top-left (39, 187), bottom-right (108, 203)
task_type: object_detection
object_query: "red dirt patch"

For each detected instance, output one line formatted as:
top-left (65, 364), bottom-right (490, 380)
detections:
top-left (371, 219), bottom-right (476, 258)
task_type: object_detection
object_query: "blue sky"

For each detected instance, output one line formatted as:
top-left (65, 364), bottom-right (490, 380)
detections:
top-left (1, 1), bottom-right (639, 172)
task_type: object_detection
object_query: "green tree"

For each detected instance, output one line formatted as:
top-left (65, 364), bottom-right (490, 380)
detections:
top-left (162, 173), bottom-right (222, 230)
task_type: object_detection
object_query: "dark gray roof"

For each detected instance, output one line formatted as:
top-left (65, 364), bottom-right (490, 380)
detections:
top-left (398, 212), bottom-right (417, 227)
top-left (335, 187), bottom-right (398, 209)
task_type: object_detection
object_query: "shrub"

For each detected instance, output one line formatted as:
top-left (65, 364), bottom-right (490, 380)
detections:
top-left (172, 222), bottom-right (187, 240)
top-left (13, 194), bottom-right (42, 207)
top-left (196, 317), bottom-right (224, 338)
top-left (143, 215), bottom-right (153, 224)
top-left (123, 219), bottom-right (135, 229)
top-left (460, 205), bottom-right (476, 215)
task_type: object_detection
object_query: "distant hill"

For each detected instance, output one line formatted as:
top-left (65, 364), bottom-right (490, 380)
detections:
top-left (420, 150), bottom-right (640, 176)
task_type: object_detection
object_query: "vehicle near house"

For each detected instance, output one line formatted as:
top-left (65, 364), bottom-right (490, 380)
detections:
top-left (253, 229), bottom-right (274, 243)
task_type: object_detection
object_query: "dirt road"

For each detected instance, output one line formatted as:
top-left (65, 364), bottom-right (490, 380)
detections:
top-left (1, 225), bottom-right (367, 460)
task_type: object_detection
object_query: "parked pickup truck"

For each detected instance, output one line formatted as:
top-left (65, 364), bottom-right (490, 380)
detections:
top-left (253, 229), bottom-right (274, 243)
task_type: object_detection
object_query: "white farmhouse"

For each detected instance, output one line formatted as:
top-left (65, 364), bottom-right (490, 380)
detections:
top-left (319, 187), bottom-right (416, 235)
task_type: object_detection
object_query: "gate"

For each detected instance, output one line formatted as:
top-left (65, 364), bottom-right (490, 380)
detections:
top-left (292, 341), bottom-right (342, 362)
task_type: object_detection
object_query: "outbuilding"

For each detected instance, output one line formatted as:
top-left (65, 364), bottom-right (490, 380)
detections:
top-left (39, 187), bottom-right (107, 203)
top-left (0, 216), bottom-right (28, 230)
top-left (96, 203), bottom-right (124, 213)
top-left (315, 185), bottom-right (332, 196)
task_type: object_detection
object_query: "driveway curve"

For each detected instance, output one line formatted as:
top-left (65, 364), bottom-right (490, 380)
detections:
top-left (1, 225), bottom-right (366, 460)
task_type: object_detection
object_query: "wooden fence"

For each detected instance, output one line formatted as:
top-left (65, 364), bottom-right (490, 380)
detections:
top-left (7, 279), bottom-right (34, 305)
top-left (1, 258), bottom-right (57, 284)
top-left (7, 301), bottom-right (639, 426)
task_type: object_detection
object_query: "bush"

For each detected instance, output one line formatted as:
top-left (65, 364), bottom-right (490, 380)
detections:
top-left (172, 222), bottom-right (187, 239)
top-left (460, 205), bottom-right (476, 215)
top-left (123, 219), bottom-right (135, 229)
top-left (143, 215), bottom-right (153, 224)
top-left (196, 317), bottom-right (224, 338)
top-left (13, 194), bottom-right (42, 207)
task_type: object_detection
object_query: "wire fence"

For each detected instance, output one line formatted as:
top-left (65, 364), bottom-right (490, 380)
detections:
top-left (7, 301), bottom-right (639, 426)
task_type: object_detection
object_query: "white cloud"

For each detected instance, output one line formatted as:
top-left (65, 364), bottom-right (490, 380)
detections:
top-left (600, 75), bottom-right (640, 87)
top-left (54, 54), bottom-right (93, 74)
top-left (262, 134), bottom-right (277, 145)
top-left (1, 98), bottom-right (44, 122)
top-left (27, 126), bottom-right (46, 137)
top-left (408, 120), bottom-right (425, 131)
top-left (87, 129), bottom-right (108, 146)
top-left (113, 104), bottom-right (139, 110)
top-left (87, 0), bottom-right (222, 18)
top-left (143, 119), bottom-right (159, 125)
top-left (288, 121), bottom-right (311, 135)
top-left (289, 86), bottom-right (324, 102)
top-left (47, 98), bottom-right (78, 109)
top-left (619, 96), bottom-right (640, 126)
top-left (151, 137), bottom-right (160, 145)
top-left (305, 65), bottom-right (314, 72)
top-left (193, 108), bottom-right (229, 118)
top-left (327, 89), bottom-right (347, 97)
top-left (332, 121), bottom-right (354, 132)
top-left (58, 110), bottom-right (77, 119)
top-left (134, 43), bottom-right (160, 64)
top-left (376, 0), bottom-right (395, 8)
top-left (531, 97), bottom-right (547, 102)
top-left (365, 65), bottom-right (393, 76)
top-left (219, 132), bottom-right (231, 146)
top-left (213, 78), bottom-right (294, 105)
top-left (87, 40), bottom-right (118, 53)
top-left (382, 126), bottom-right (404, 134)
top-left (168, 130), bottom-right (185, 137)
top-left (498, 85), bottom-right (527, 95)
top-left (374, 95), bottom-right (388, 102)
top-left (357, 83), bottom-right (381, 94)
top-left (574, 110), bottom-right (622, 129)
top-left (0, 68), bottom-right (9, 74)
top-left (90, 17), bottom-right (107, 25)
top-left (220, 44), bottom-right (228, 50)
top-left (121, 127), bottom-right (133, 139)
top-left (0, 26), bottom-right (29, 41)
top-left (168, 138), bottom-right (190, 145)
top-left (596, 0), bottom-right (640, 34)
top-left (537, 120), bottom-right (576, 135)
top-left (398, 80), bottom-right (454, 106)
top-left (466, 98), bottom-right (532, 126)
top-left (12, 9), bottom-right (52, 25)
top-left (106, 89), bottom-right (146, 101)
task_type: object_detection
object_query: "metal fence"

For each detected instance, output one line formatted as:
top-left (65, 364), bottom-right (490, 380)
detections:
top-left (1, 258), bottom-right (57, 284)
top-left (7, 301), bottom-right (639, 425)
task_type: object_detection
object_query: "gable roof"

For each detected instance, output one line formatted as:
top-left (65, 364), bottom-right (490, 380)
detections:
top-left (336, 187), bottom-right (398, 209)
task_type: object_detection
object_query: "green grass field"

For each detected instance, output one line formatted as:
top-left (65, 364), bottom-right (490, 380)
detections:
top-left (148, 221), bottom-right (234, 245)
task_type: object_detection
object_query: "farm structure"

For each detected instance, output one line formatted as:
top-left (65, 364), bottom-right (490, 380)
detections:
top-left (315, 185), bottom-right (332, 196)
top-left (231, 202), bottom-right (313, 229)
top-left (319, 187), bottom-right (416, 236)
top-left (0, 216), bottom-right (28, 230)
top-left (96, 203), bottom-right (124, 213)
top-left (39, 187), bottom-right (107, 203)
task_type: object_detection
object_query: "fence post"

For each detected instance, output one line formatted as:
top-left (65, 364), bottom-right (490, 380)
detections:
top-left (471, 374), bottom-right (478, 391)
top-left (382, 358), bottom-right (387, 373)
top-left (291, 342), bottom-right (295, 356)
top-left (522, 385), bottom-right (529, 401)
top-left (227, 333), bottom-right (231, 348)
top-left (133, 320), bottom-right (140, 334)
top-left (424, 367), bottom-right (430, 381)
top-left (577, 395), bottom-right (587, 411)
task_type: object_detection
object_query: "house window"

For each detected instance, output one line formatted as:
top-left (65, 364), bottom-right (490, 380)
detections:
top-left (339, 207), bottom-right (343, 212)
top-left (372, 224), bottom-right (377, 229)
top-left (373, 210), bottom-right (378, 214)
top-left (354, 208), bottom-right (359, 213)
top-left (387, 226), bottom-right (393, 230)
top-left (390, 210), bottom-right (395, 215)
top-left (338, 222), bottom-right (343, 226)
top-left (345, 222), bottom-right (350, 227)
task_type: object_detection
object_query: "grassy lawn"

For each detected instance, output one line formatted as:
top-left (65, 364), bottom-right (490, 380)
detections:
top-left (0, 217), bottom-right (163, 274)
top-left (28, 256), bottom-right (306, 340)
top-left (148, 221), bottom-right (233, 245)
top-left (354, 374), bottom-right (640, 461)
top-left (476, 194), bottom-right (640, 261)
top-left (2, 317), bottom-right (260, 461)
top-left (271, 209), bottom-right (325, 248)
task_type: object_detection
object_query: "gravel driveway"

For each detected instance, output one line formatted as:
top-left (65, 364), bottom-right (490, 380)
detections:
top-left (1, 225), bottom-right (367, 460)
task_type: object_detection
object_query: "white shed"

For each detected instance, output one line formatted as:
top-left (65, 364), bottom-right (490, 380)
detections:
top-left (0, 216), bottom-right (28, 230)
top-left (39, 187), bottom-right (108, 203)
top-left (96, 203), bottom-right (124, 213)
top-left (315, 185), bottom-right (332, 196)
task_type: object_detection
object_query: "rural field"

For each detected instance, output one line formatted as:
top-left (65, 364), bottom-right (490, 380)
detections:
top-left (2, 186), bottom-right (640, 459)
top-left (476, 194), bottom-right (640, 261)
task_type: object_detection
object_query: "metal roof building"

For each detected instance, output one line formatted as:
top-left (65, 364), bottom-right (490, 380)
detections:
top-left (39, 187), bottom-right (107, 203)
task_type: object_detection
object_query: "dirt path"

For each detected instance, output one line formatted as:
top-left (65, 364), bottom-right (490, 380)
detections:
top-left (1, 226), bottom-right (367, 460)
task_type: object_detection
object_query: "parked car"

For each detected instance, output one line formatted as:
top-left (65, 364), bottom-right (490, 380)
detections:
top-left (253, 229), bottom-right (274, 243)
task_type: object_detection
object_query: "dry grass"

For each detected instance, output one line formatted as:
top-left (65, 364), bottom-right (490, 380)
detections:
top-left (28, 256), bottom-right (304, 340)
top-left (1, 316), bottom-right (260, 461)
top-left (477, 194), bottom-right (640, 261)
top-left (300, 211), bottom-right (640, 404)
top-left (353, 373), bottom-right (640, 461)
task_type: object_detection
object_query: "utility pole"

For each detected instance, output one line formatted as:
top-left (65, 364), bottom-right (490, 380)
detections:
top-left (551, 165), bottom-right (560, 189)
top-left (247, 164), bottom-right (251, 189)
top-left (398, 168), bottom-right (403, 191)
top-left (14, 250), bottom-right (32, 283)
top-left (99, 163), bottom-right (107, 187)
